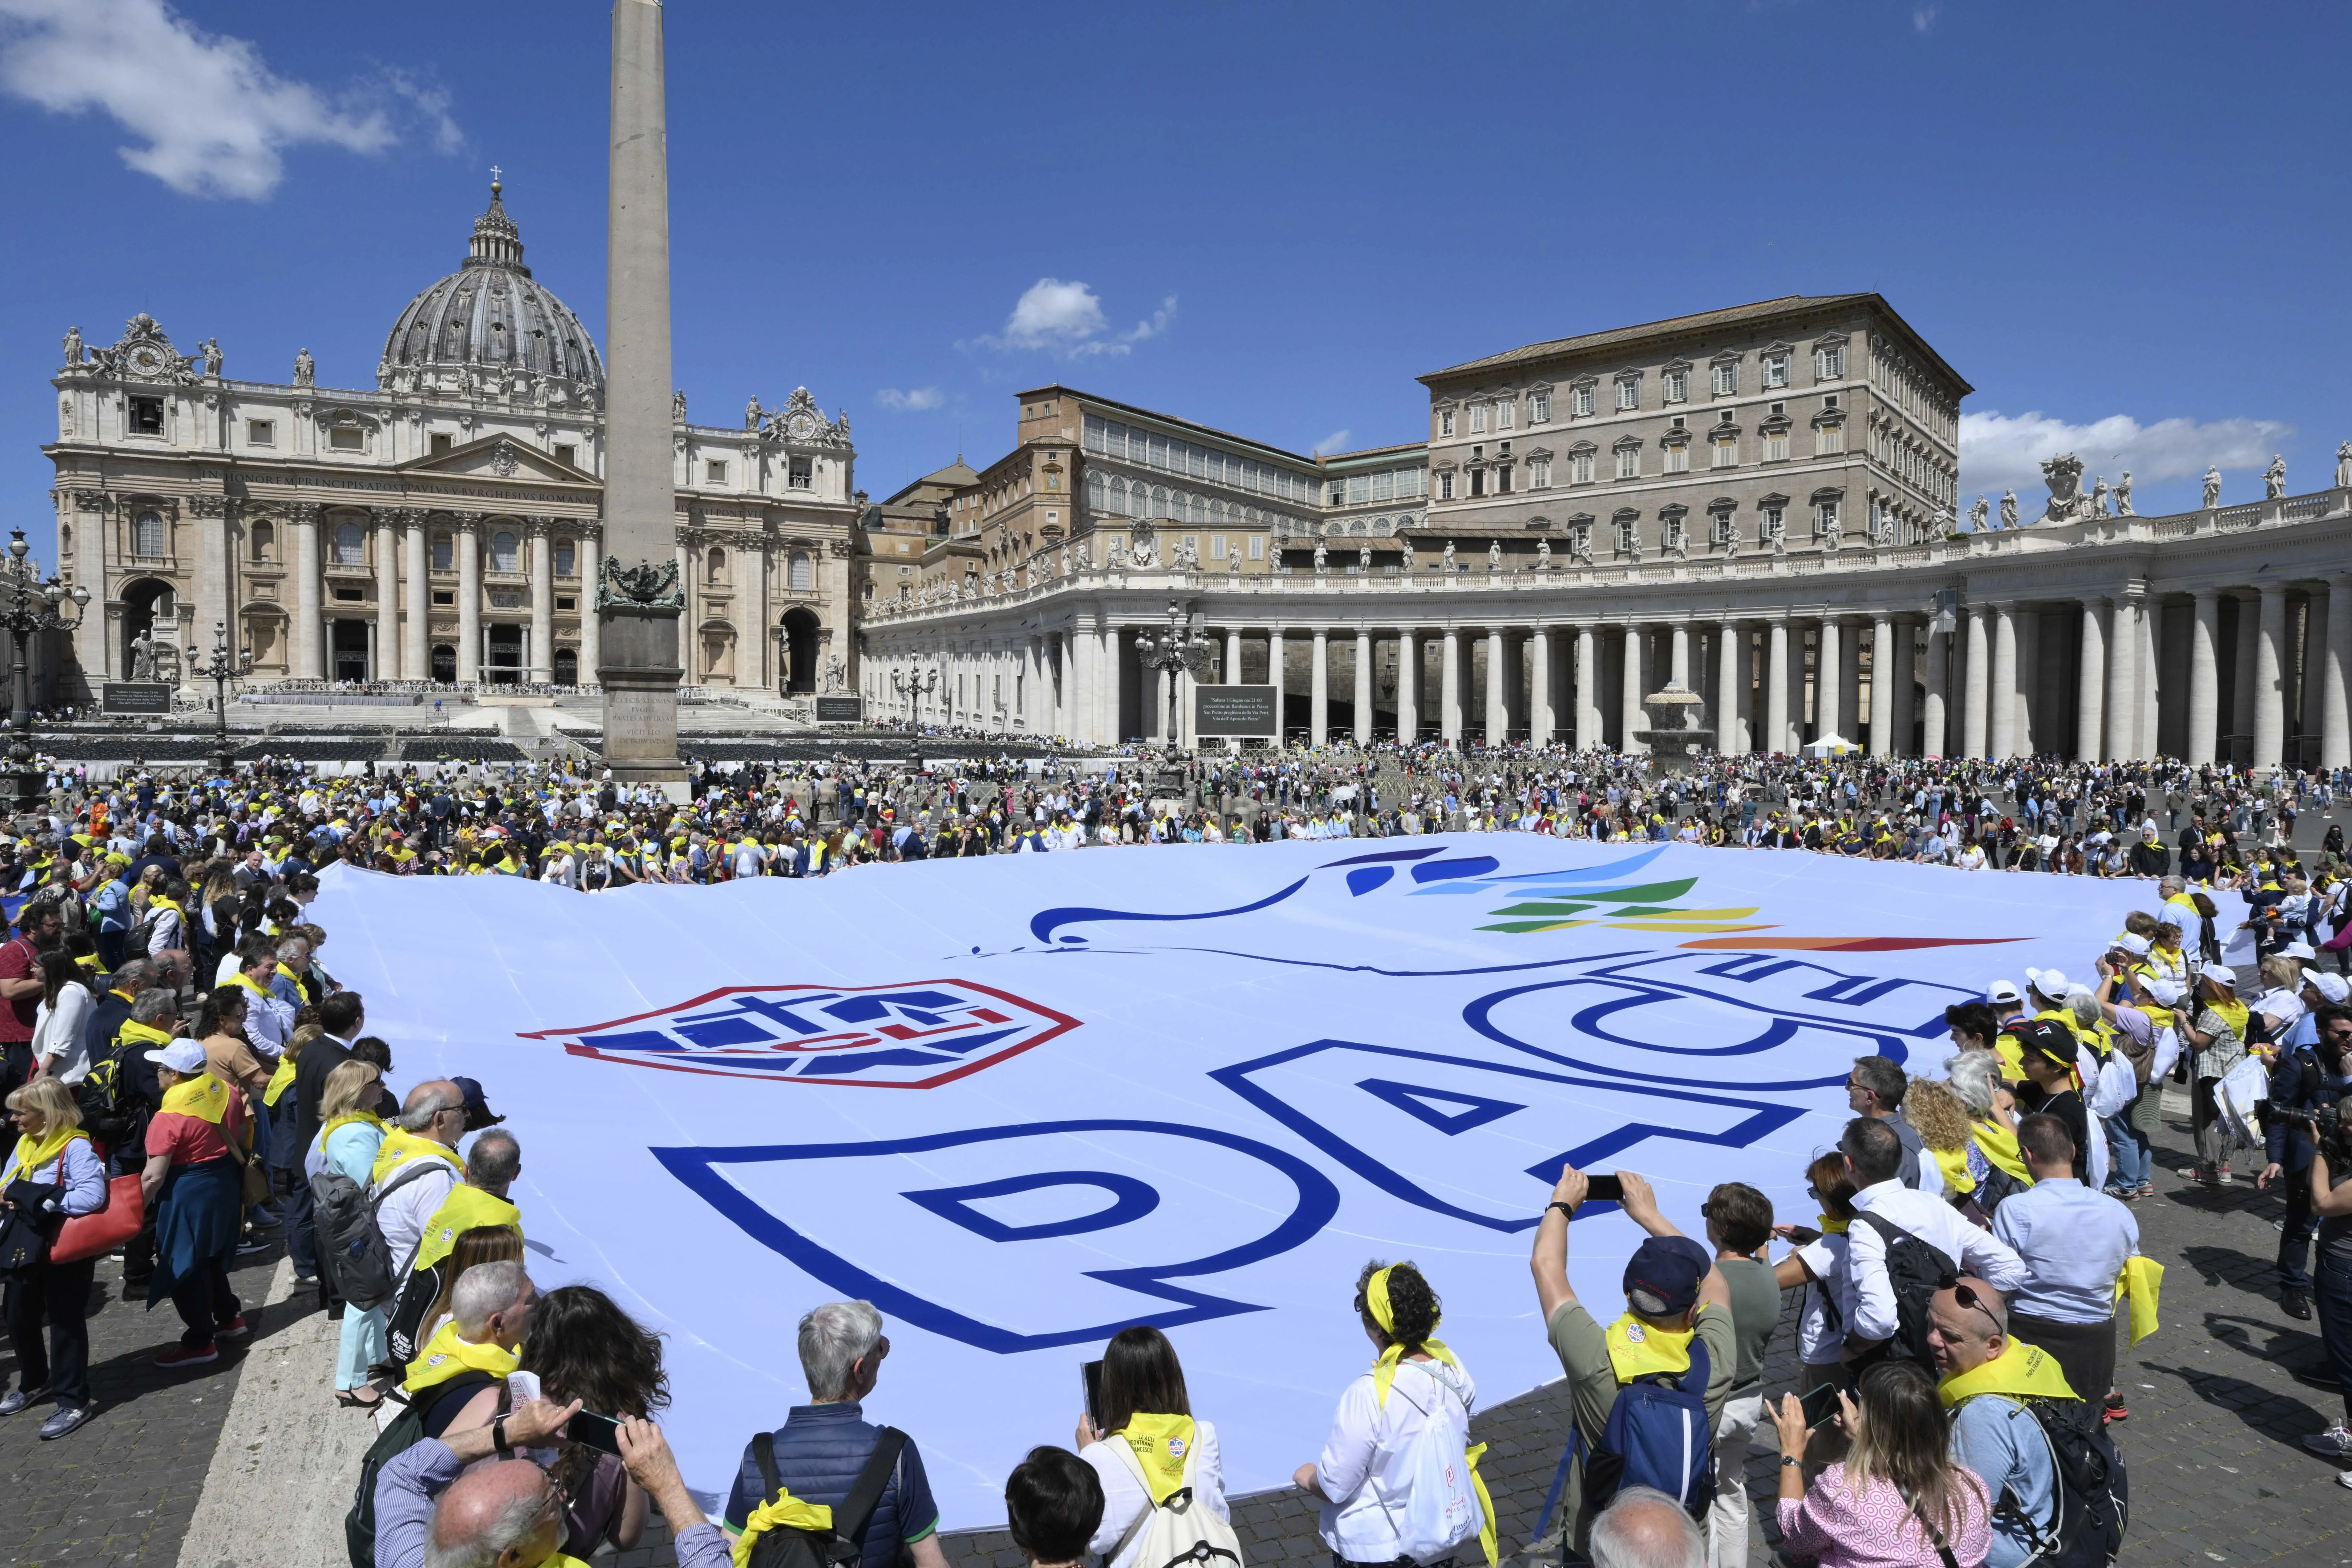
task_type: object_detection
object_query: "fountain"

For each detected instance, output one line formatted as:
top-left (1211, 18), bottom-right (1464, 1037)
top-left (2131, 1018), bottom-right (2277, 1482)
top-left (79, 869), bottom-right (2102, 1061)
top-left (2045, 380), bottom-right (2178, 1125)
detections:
top-left (1629, 683), bottom-right (1713, 774)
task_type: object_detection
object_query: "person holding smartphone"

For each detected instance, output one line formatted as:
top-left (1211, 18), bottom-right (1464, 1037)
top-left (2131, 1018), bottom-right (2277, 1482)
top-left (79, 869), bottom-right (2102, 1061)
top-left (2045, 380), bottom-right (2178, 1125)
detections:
top-left (1074, 1325), bottom-right (1226, 1568)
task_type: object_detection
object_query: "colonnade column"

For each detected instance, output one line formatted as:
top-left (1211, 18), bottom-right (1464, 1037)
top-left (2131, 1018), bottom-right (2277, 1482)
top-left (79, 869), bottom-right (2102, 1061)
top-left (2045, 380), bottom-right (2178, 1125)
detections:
top-left (2231, 593), bottom-right (2260, 745)
top-left (1073, 616), bottom-right (1099, 746)
top-left (1963, 604), bottom-right (1991, 758)
top-left (1575, 626), bottom-right (1598, 750)
top-left (2105, 593), bottom-right (2139, 761)
top-left (1840, 621), bottom-right (1863, 747)
top-left (1224, 629), bottom-right (1242, 687)
top-left (293, 503), bottom-right (324, 679)
top-left (1923, 615), bottom-right (1948, 758)
top-left (1889, 617), bottom-right (1916, 758)
top-left (1310, 628), bottom-right (1329, 746)
top-left (1103, 623), bottom-right (1124, 743)
top-left (2076, 596), bottom-right (2108, 761)
top-left (2254, 583), bottom-right (2289, 770)
top-left (1530, 628), bottom-right (1552, 747)
top-left (1483, 629), bottom-right (1506, 746)
top-left (2325, 574), bottom-right (2352, 770)
top-left (373, 510), bottom-right (399, 679)
top-left (1815, 617), bottom-right (1843, 744)
top-left (1267, 628), bottom-right (1286, 743)
top-left (402, 512), bottom-right (428, 680)
top-left (1396, 630), bottom-right (1418, 743)
top-left (1714, 619), bottom-right (1741, 755)
top-left (1869, 614), bottom-right (1895, 757)
top-left (1765, 617), bottom-right (1789, 756)
top-left (2304, 590), bottom-right (2331, 750)
top-left (2186, 590), bottom-right (2219, 763)
top-left (1669, 622), bottom-right (1690, 688)
top-left (579, 529), bottom-right (602, 684)
top-left (1354, 629), bottom-right (1374, 747)
top-left (1988, 604), bottom-right (2017, 759)
top-left (455, 513), bottom-right (481, 682)
top-left (1621, 626), bottom-right (1647, 752)
top-left (1438, 631), bottom-right (1461, 742)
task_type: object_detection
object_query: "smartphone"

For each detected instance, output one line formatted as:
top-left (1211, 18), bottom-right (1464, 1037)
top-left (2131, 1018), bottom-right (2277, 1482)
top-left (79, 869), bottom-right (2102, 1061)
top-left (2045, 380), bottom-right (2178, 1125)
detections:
top-left (567, 1409), bottom-right (624, 1457)
top-left (1783, 1225), bottom-right (1823, 1246)
top-left (1081, 1360), bottom-right (1106, 1430)
top-left (1797, 1382), bottom-right (1841, 1431)
top-left (1582, 1173), bottom-right (1625, 1204)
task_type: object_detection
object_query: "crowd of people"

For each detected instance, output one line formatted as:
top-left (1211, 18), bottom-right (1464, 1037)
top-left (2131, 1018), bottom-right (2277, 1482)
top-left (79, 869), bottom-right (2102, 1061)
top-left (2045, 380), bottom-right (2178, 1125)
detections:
top-left (0, 746), bottom-right (2345, 1567)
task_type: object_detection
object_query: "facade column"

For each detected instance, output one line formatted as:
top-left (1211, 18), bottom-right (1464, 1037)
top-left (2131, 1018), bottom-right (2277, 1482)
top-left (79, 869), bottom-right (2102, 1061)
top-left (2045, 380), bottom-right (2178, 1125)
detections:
top-left (1889, 616), bottom-right (1916, 757)
top-left (2325, 575), bottom-right (2352, 769)
top-left (2302, 588), bottom-right (2330, 754)
top-left (1530, 627), bottom-right (1553, 747)
top-left (2255, 583), bottom-right (2289, 769)
top-left (1224, 628), bottom-right (1242, 686)
top-left (455, 514), bottom-right (481, 682)
top-left (1989, 604), bottom-right (2017, 759)
top-left (527, 518), bottom-right (556, 683)
top-left (1715, 619), bottom-right (1742, 755)
top-left (1396, 630), bottom-right (1418, 743)
top-left (744, 539), bottom-right (769, 692)
top-left (2106, 591), bottom-right (2141, 762)
top-left (1267, 628), bottom-right (1286, 742)
top-left (402, 511), bottom-right (428, 681)
top-left (1071, 615), bottom-right (1098, 746)
top-left (1439, 630), bottom-right (1462, 743)
top-left (2231, 593), bottom-right (2260, 745)
top-left (2076, 596), bottom-right (2108, 761)
top-left (1840, 620), bottom-right (1864, 747)
top-left (1353, 628), bottom-right (1374, 746)
top-left (1815, 617), bottom-right (1843, 743)
top-left (1102, 624), bottom-right (1123, 743)
top-left (1622, 625), bottom-right (1647, 752)
top-left (1923, 615), bottom-right (1948, 758)
top-left (293, 503), bottom-right (324, 680)
top-left (1485, 628), bottom-right (1508, 746)
top-left (373, 509), bottom-right (400, 679)
top-left (1765, 617), bottom-right (1790, 755)
top-left (2188, 590), bottom-right (2221, 764)
top-left (1669, 621), bottom-right (1690, 687)
top-left (579, 529), bottom-right (602, 685)
top-left (1869, 614), bottom-right (1895, 757)
top-left (676, 542), bottom-right (693, 679)
top-left (1310, 627), bottom-right (1329, 746)
top-left (1963, 604), bottom-right (1991, 758)
top-left (1575, 626), bottom-right (1599, 750)
top-left (2015, 610), bottom-right (2041, 757)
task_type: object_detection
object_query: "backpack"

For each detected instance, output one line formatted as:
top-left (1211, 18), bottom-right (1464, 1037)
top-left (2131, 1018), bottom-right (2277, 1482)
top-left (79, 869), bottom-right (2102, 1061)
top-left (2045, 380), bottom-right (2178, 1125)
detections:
top-left (1382, 1363), bottom-right (1479, 1565)
top-left (1853, 1211), bottom-right (1955, 1364)
top-left (345, 1370), bottom-right (505, 1568)
top-left (741, 1426), bottom-right (907, 1568)
top-left (1102, 1427), bottom-right (1246, 1568)
top-left (74, 1039), bottom-right (140, 1152)
top-left (1988, 1395), bottom-right (2129, 1567)
top-left (311, 1156), bottom-right (443, 1313)
top-left (385, 1256), bottom-right (448, 1366)
top-left (1547, 1337), bottom-right (1715, 1529)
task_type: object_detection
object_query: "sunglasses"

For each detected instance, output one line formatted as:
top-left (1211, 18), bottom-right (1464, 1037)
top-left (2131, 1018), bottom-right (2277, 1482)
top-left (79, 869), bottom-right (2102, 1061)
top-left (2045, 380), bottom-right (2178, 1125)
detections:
top-left (1937, 1273), bottom-right (2003, 1335)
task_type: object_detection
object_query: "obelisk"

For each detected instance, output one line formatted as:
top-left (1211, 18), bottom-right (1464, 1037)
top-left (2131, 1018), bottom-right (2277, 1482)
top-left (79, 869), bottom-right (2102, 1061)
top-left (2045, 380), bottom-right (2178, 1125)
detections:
top-left (598, 0), bottom-right (685, 789)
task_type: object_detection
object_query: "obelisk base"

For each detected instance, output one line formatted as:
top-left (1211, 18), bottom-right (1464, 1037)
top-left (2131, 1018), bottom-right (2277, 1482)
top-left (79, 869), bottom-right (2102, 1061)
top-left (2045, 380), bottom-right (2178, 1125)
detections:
top-left (598, 604), bottom-right (686, 790)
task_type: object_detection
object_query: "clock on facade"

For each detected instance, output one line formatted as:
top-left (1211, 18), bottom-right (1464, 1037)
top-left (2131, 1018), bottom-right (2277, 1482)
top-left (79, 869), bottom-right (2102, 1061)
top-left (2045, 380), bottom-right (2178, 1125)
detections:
top-left (786, 412), bottom-right (816, 441)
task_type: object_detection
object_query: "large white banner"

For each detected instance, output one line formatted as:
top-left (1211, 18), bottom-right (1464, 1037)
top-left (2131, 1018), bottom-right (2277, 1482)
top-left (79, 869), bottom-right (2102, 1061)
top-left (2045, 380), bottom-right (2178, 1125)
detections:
top-left (312, 836), bottom-right (2128, 1526)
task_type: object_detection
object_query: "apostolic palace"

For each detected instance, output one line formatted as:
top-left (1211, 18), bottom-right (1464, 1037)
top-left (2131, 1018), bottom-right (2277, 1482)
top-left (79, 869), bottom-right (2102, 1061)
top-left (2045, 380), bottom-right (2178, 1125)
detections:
top-left (41, 185), bottom-right (2352, 774)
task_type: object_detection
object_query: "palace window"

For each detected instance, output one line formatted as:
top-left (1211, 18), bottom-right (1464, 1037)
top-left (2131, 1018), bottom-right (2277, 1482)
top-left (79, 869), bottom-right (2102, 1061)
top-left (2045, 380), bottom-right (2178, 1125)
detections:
top-left (707, 547), bottom-right (726, 584)
top-left (247, 419), bottom-right (275, 448)
top-left (1816, 421), bottom-right (1845, 456)
top-left (1573, 383), bottom-right (1597, 417)
top-left (1469, 404), bottom-right (1487, 434)
top-left (1711, 507), bottom-right (1737, 545)
top-left (492, 530), bottom-right (519, 572)
top-left (1529, 391), bottom-right (1551, 423)
top-left (1663, 370), bottom-right (1689, 404)
top-left (706, 460), bottom-right (728, 485)
top-left (1712, 435), bottom-right (1738, 469)
top-left (1614, 443), bottom-right (1641, 480)
top-left (1813, 496), bottom-right (1841, 535)
top-left (1712, 362), bottom-right (1738, 397)
top-left (250, 521), bottom-right (274, 563)
top-left (1349, 474), bottom-right (1370, 504)
top-left (1496, 399), bottom-right (1514, 431)
top-left (555, 541), bottom-right (576, 577)
top-left (1372, 471), bottom-right (1393, 501)
top-left (1763, 352), bottom-right (1790, 389)
top-left (1665, 443), bottom-right (1691, 474)
top-left (1616, 378), bottom-right (1640, 411)
top-left (334, 521), bottom-right (365, 565)
top-left (1763, 502), bottom-right (1785, 536)
top-left (1569, 448), bottom-right (1597, 485)
top-left (1764, 430), bottom-right (1789, 462)
top-left (1496, 465), bottom-right (1514, 494)
top-left (1469, 469), bottom-right (1486, 498)
top-left (1816, 343), bottom-right (1846, 379)
top-left (330, 425), bottom-right (364, 452)
top-left (1438, 472), bottom-right (1455, 500)
top-left (1530, 456), bottom-right (1552, 488)
top-left (790, 550), bottom-right (813, 590)
top-left (1439, 409), bottom-right (1455, 437)
top-left (1328, 480), bottom-right (1347, 506)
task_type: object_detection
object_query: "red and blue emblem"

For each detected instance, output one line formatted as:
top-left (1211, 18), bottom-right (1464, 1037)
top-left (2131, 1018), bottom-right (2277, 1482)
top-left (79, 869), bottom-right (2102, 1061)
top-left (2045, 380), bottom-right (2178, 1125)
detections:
top-left (519, 980), bottom-right (1079, 1089)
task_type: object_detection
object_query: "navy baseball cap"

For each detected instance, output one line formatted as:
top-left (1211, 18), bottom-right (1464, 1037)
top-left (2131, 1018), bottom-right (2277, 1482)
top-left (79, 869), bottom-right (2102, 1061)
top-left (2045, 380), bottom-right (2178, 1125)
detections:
top-left (1624, 1235), bottom-right (1712, 1317)
top-left (452, 1075), bottom-right (505, 1132)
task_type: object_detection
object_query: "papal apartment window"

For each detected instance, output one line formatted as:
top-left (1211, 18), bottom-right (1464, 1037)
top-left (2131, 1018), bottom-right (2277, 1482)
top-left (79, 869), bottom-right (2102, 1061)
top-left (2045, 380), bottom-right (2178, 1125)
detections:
top-left (1439, 410), bottom-right (1456, 437)
top-left (1616, 379), bottom-right (1639, 411)
top-left (1712, 437), bottom-right (1737, 470)
top-left (1248, 535), bottom-right (1264, 559)
top-left (1497, 465), bottom-right (1513, 494)
top-left (1530, 456), bottom-right (1551, 488)
top-left (128, 396), bottom-right (164, 435)
top-left (1439, 472), bottom-right (1456, 500)
top-left (789, 456), bottom-right (813, 488)
top-left (247, 419), bottom-right (275, 448)
top-left (1570, 450), bottom-right (1596, 485)
top-left (1663, 370), bottom-right (1689, 404)
top-left (1665, 444), bottom-right (1691, 474)
top-left (1573, 384), bottom-right (1596, 417)
top-left (1765, 431), bottom-right (1790, 462)
top-left (1763, 353), bottom-right (1790, 389)
top-left (1816, 344), bottom-right (1846, 379)
top-left (706, 460), bottom-right (728, 485)
top-left (1496, 399), bottom-right (1514, 431)
top-left (1814, 498), bottom-right (1840, 534)
top-left (1615, 445), bottom-right (1640, 480)
top-left (330, 426), bottom-right (363, 451)
top-left (1712, 363), bottom-right (1737, 397)
top-left (1530, 392), bottom-right (1551, 423)
top-left (1470, 469), bottom-right (1486, 498)
top-left (1817, 423), bottom-right (1845, 456)
top-left (1469, 404), bottom-right (1488, 434)
top-left (1210, 535), bottom-right (1227, 559)
top-left (1763, 504), bottom-right (1785, 535)
top-left (431, 432), bottom-right (454, 455)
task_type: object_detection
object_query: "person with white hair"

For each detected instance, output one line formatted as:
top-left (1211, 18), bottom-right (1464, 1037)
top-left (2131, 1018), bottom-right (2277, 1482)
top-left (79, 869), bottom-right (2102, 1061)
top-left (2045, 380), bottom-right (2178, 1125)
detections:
top-left (1589, 1485), bottom-right (1704, 1568)
top-left (720, 1301), bottom-right (948, 1568)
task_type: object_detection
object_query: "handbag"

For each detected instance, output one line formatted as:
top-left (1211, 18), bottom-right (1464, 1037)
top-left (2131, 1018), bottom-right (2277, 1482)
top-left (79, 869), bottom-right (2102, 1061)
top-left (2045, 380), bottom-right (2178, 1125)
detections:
top-left (223, 1128), bottom-right (272, 1208)
top-left (0, 1178), bottom-right (64, 1274)
top-left (52, 1174), bottom-right (144, 1265)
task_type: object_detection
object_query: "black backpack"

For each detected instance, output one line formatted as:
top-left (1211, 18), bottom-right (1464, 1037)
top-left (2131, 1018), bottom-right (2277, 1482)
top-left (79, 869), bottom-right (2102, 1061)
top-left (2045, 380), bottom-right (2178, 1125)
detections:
top-left (1992, 1395), bottom-right (2129, 1567)
top-left (75, 1038), bottom-right (140, 1152)
top-left (345, 1371), bottom-right (505, 1568)
top-left (312, 1157), bottom-right (443, 1314)
top-left (742, 1427), bottom-right (906, 1568)
top-left (1853, 1211), bottom-right (1953, 1364)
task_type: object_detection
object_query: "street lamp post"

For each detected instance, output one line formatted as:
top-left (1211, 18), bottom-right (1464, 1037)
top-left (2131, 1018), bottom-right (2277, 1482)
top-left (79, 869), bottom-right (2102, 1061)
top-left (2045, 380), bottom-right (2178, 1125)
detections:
top-left (0, 527), bottom-right (89, 817)
top-left (1131, 599), bottom-right (1213, 756)
top-left (185, 618), bottom-right (253, 782)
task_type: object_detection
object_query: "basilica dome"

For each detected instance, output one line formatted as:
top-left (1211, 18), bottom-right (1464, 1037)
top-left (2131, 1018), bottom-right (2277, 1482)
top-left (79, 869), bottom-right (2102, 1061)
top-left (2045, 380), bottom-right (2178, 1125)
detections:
top-left (377, 182), bottom-right (604, 395)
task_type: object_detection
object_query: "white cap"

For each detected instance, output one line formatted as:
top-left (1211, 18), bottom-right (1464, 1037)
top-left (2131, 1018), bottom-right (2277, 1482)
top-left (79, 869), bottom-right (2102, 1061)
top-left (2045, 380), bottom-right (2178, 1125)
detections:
top-left (2311, 972), bottom-right (2351, 1005)
top-left (2025, 967), bottom-right (2070, 1000)
top-left (2113, 933), bottom-right (2152, 957)
top-left (2284, 940), bottom-right (2319, 961)
top-left (2141, 976), bottom-right (2187, 1007)
top-left (1985, 979), bottom-right (2024, 1005)
top-left (2200, 962), bottom-right (2238, 989)
top-left (145, 1039), bottom-right (206, 1073)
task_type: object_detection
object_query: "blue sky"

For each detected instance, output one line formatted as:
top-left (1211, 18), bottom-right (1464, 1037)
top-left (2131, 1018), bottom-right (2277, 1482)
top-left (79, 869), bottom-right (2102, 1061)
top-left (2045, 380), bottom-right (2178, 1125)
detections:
top-left (1, 0), bottom-right (2345, 560)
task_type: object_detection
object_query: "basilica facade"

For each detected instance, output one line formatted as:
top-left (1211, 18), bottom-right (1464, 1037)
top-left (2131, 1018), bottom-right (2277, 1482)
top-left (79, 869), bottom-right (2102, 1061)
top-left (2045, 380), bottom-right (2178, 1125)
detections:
top-left (43, 183), bottom-right (860, 701)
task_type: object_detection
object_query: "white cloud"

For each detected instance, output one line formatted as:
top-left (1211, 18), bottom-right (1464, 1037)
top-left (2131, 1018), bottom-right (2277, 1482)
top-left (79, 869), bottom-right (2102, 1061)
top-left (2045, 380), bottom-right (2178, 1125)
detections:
top-left (1913, 4), bottom-right (1939, 32)
top-left (968, 279), bottom-right (1178, 358)
top-left (1314, 429), bottom-right (1352, 456)
top-left (0, 0), bottom-right (459, 200)
top-left (876, 387), bottom-right (943, 412)
top-left (1958, 408), bottom-right (2294, 505)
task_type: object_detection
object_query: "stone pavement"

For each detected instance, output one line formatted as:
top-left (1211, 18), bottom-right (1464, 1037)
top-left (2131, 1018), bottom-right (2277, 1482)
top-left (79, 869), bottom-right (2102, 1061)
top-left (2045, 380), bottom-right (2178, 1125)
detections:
top-left (14, 1088), bottom-right (2352, 1566)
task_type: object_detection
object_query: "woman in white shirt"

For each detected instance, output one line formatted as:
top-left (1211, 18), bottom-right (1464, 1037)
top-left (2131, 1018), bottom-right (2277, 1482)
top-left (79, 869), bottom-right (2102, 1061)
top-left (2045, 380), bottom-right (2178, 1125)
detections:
top-left (1295, 1261), bottom-right (1487, 1568)
top-left (1075, 1326), bottom-right (1225, 1568)
top-left (1774, 1152), bottom-right (1859, 1388)
top-left (29, 948), bottom-right (98, 1086)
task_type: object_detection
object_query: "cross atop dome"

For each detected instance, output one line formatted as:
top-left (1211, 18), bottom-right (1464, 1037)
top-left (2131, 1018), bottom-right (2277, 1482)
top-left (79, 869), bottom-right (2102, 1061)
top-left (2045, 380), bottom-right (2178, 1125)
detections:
top-left (468, 174), bottom-right (526, 273)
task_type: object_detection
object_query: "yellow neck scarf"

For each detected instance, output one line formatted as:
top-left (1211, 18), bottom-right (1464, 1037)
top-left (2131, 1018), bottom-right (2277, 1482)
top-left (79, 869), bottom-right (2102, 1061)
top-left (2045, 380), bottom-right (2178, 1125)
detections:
top-left (1930, 1145), bottom-right (1978, 1196)
top-left (1816, 1213), bottom-right (1851, 1235)
top-left (118, 1018), bottom-right (175, 1052)
top-left (1937, 1337), bottom-right (2078, 1409)
top-left (1972, 1117), bottom-right (2031, 1186)
top-left (403, 1318), bottom-right (520, 1395)
top-left (319, 1110), bottom-right (384, 1146)
top-left (2206, 996), bottom-right (2249, 1040)
top-left (371, 1127), bottom-right (464, 1188)
top-left (274, 962), bottom-right (311, 1004)
top-left (160, 1072), bottom-right (231, 1123)
top-left (230, 971), bottom-right (272, 1001)
top-left (7, 1125), bottom-right (88, 1180)
top-left (409, 1184), bottom-right (523, 1273)
top-left (1603, 1311), bottom-right (1695, 1382)
top-left (1114, 1413), bottom-right (1197, 1507)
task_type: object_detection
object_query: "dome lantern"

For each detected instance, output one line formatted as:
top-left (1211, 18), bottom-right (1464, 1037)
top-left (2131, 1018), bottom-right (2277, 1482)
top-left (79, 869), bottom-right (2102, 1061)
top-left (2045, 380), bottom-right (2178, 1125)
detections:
top-left (378, 179), bottom-right (604, 396)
